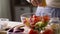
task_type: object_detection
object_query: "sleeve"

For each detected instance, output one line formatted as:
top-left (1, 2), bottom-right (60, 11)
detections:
top-left (35, 7), bottom-right (45, 16)
top-left (35, 7), bottom-right (41, 16)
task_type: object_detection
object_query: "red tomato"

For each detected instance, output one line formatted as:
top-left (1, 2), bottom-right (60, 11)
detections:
top-left (29, 15), bottom-right (42, 29)
top-left (29, 29), bottom-right (38, 34)
top-left (36, 16), bottom-right (42, 22)
top-left (30, 15), bottom-right (42, 25)
top-left (43, 15), bottom-right (50, 22)
top-left (32, 15), bottom-right (41, 21)
top-left (41, 29), bottom-right (54, 34)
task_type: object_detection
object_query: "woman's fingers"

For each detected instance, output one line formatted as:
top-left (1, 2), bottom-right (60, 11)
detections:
top-left (31, 0), bottom-right (38, 6)
top-left (31, 0), bottom-right (43, 6)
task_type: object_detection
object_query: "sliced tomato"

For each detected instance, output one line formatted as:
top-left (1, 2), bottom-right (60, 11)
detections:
top-left (30, 15), bottom-right (42, 25)
top-left (43, 15), bottom-right (50, 22)
top-left (41, 29), bottom-right (54, 34)
top-left (29, 29), bottom-right (38, 34)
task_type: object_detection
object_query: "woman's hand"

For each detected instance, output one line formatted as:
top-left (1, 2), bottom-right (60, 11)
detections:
top-left (27, 0), bottom-right (42, 6)
top-left (31, 0), bottom-right (42, 6)
top-left (27, 0), bottom-right (46, 7)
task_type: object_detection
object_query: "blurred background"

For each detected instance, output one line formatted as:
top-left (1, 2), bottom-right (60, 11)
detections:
top-left (0, 0), bottom-right (37, 22)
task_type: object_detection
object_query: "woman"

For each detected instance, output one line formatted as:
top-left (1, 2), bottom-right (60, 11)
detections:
top-left (27, 0), bottom-right (60, 18)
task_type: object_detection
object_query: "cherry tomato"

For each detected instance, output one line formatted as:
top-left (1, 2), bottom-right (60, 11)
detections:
top-left (43, 15), bottom-right (50, 22)
top-left (40, 29), bottom-right (54, 34)
top-left (29, 29), bottom-right (38, 34)
top-left (30, 15), bottom-right (42, 25)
